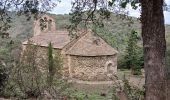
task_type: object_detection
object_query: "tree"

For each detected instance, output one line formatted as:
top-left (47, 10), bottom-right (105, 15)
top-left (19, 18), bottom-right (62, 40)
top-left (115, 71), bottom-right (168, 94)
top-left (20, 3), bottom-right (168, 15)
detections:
top-left (141, 0), bottom-right (167, 99)
top-left (124, 30), bottom-right (142, 72)
top-left (0, 0), bottom-right (59, 95)
top-left (47, 42), bottom-right (54, 87)
top-left (15, 41), bottom-right (46, 98)
top-left (70, 0), bottom-right (169, 99)
top-left (0, 0), bottom-right (169, 99)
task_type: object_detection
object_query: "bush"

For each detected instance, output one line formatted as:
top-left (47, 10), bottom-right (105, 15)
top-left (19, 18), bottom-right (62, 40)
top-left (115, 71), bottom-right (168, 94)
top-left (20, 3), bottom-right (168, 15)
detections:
top-left (112, 76), bottom-right (144, 100)
top-left (0, 63), bottom-right (8, 96)
top-left (3, 41), bottom-right (69, 99)
top-left (132, 69), bottom-right (142, 76)
top-left (14, 42), bottom-right (46, 98)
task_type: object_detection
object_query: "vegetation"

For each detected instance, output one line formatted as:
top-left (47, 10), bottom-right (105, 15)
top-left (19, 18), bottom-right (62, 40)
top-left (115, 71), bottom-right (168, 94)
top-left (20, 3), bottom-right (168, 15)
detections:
top-left (14, 41), bottom-right (46, 98)
top-left (123, 30), bottom-right (143, 75)
top-left (112, 76), bottom-right (144, 100)
top-left (48, 42), bottom-right (54, 86)
top-left (0, 0), bottom-right (169, 99)
top-left (0, 62), bottom-right (8, 96)
top-left (69, 0), bottom-right (169, 99)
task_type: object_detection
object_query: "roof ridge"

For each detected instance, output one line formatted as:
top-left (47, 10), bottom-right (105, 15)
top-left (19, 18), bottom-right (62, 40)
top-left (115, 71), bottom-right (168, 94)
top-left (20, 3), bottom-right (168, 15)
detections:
top-left (63, 30), bottom-right (118, 56)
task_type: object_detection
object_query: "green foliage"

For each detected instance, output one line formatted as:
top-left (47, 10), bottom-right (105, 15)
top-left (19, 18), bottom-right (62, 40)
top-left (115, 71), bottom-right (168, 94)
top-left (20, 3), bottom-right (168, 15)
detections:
top-left (44, 43), bottom-right (68, 99)
top-left (48, 42), bottom-right (54, 86)
top-left (123, 78), bottom-right (144, 100)
top-left (0, 39), bottom-right (22, 96)
top-left (121, 2), bottom-right (128, 8)
top-left (125, 30), bottom-right (138, 69)
top-left (0, 62), bottom-right (8, 95)
top-left (132, 69), bottom-right (142, 75)
top-left (47, 42), bottom-right (63, 87)
top-left (1, 41), bottom-right (68, 99)
top-left (112, 75), bottom-right (144, 100)
top-left (91, 25), bottom-right (117, 48)
top-left (69, 92), bottom-right (104, 100)
top-left (1, 12), bottom-right (170, 99)
top-left (55, 14), bottom-right (71, 29)
top-left (13, 41), bottom-right (46, 98)
top-left (124, 30), bottom-right (143, 70)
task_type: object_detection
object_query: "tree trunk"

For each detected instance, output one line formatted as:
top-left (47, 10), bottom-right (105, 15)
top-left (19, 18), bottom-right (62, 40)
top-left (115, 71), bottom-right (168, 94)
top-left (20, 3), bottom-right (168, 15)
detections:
top-left (141, 0), bottom-right (168, 99)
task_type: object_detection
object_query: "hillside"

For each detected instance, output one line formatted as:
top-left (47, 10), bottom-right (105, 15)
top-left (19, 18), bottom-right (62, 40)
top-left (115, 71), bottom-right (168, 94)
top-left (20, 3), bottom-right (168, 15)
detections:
top-left (0, 14), bottom-right (170, 61)
top-left (5, 13), bottom-right (170, 51)
top-left (3, 13), bottom-right (169, 70)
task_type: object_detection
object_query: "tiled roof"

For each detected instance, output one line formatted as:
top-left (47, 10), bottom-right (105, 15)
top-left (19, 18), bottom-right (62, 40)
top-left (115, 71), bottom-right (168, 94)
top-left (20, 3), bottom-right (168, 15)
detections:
top-left (62, 31), bottom-right (118, 56)
top-left (23, 31), bottom-right (70, 49)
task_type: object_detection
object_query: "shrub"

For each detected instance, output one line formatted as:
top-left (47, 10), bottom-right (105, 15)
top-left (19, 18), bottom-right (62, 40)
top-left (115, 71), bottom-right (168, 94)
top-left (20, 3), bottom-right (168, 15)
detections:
top-left (112, 75), bottom-right (144, 100)
top-left (132, 69), bottom-right (142, 76)
top-left (0, 62), bottom-right (8, 96)
top-left (13, 41), bottom-right (47, 98)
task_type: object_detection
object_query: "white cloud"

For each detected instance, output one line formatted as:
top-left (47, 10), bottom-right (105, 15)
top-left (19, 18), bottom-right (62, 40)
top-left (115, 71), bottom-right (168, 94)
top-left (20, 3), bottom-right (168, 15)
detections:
top-left (50, 0), bottom-right (72, 14)
top-left (126, 3), bottom-right (141, 18)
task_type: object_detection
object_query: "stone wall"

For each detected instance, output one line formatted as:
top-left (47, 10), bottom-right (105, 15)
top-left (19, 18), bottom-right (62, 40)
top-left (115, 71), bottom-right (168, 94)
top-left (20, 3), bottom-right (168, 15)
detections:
top-left (22, 45), bottom-right (118, 81)
top-left (62, 54), bottom-right (70, 77)
top-left (68, 55), bottom-right (117, 81)
top-left (36, 47), bottom-right (62, 72)
top-left (22, 45), bottom-right (62, 74)
top-left (35, 47), bottom-right (48, 73)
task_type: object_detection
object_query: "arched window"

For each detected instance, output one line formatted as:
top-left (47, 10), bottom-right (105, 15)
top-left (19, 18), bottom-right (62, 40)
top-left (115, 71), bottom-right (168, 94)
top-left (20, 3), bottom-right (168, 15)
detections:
top-left (107, 63), bottom-right (113, 73)
top-left (39, 18), bottom-right (47, 31)
top-left (44, 17), bottom-right (47, 21)
top-left (105, 61), bottom-right (115, 74)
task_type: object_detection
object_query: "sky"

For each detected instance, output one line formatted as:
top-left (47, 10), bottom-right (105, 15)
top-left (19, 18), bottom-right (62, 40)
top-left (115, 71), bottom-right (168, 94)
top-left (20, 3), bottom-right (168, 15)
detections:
top-left (51, 0), bottom-right (170, 24)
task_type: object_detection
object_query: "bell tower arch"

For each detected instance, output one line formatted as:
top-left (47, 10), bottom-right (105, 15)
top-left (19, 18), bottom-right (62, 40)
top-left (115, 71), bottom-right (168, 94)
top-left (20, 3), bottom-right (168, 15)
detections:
top-left (33, 14), bottom-right (56, 36)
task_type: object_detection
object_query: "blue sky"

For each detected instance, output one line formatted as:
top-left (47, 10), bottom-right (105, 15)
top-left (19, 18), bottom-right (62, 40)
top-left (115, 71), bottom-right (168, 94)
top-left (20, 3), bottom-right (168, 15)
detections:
top-left (51, 0), bottom-right (170, 24)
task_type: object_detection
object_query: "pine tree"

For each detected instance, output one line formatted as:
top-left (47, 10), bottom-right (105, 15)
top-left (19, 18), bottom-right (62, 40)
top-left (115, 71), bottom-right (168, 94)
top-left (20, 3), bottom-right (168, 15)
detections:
top-left (124, 30), bottom-right (141, 71)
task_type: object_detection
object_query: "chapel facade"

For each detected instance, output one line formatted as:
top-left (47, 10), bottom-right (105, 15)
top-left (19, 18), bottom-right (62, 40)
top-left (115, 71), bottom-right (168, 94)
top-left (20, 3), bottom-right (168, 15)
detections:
top-left (22, 14), bottom-right (118, 82)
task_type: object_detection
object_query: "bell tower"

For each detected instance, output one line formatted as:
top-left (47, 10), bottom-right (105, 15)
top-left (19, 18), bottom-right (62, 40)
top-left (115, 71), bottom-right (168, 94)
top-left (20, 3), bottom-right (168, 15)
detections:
top-left (33, 14), bottom-right (56, 36)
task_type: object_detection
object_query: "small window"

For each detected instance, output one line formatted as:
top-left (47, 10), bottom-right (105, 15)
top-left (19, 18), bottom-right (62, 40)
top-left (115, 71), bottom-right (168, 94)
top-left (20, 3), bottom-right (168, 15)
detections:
top-left (107, 63), bottom-right (113, 74)
top-left (49, 19), bottom-right (52, 22)
top-left (39, 18), bottom-right (47, 31)
top-left (105, 61), bottom-right (114, 74)
top-left (93, 38), bottom-right (100, 45)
